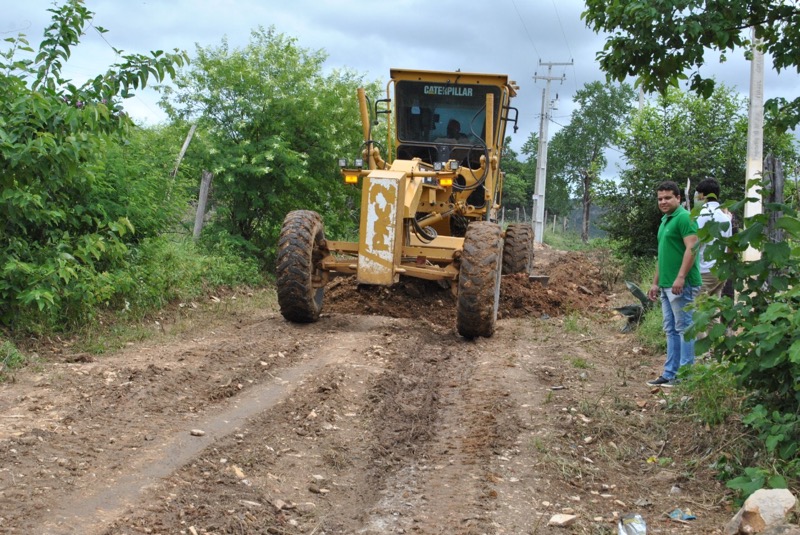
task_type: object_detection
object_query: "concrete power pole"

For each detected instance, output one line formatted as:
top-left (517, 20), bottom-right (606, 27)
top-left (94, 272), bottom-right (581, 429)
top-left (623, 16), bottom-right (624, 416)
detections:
top-left (532, 60), bottom-right (571, 244)
top-left (744, 29), bottom-right (764, 261)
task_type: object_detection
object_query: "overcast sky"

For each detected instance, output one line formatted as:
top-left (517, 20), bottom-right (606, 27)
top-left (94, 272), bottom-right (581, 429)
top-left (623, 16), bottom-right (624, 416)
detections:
top-left (4, 0), bottom-right (798, 161)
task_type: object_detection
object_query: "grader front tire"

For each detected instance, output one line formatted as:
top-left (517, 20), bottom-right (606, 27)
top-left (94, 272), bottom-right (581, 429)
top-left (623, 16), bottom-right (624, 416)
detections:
top-left (502, 223), bottom-right (534, 275)
top-left (457, 221), bottom-right (503, 339)
top-left (276, 210), bottom-right (325, 323)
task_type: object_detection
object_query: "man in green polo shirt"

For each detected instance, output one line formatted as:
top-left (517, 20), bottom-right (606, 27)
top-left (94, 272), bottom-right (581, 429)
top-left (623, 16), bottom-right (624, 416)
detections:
top-left (646, 180), bottom-right (702, 387)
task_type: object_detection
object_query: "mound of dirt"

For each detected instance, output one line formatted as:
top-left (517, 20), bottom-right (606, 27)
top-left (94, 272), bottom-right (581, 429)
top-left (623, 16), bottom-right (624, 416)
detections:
top-left (324, 248), bottom-right (617, 326)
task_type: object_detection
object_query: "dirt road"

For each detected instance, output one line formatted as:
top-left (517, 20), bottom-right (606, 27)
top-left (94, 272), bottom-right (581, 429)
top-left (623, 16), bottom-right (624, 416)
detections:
top-left (0, 249), bottom-right (733, 534)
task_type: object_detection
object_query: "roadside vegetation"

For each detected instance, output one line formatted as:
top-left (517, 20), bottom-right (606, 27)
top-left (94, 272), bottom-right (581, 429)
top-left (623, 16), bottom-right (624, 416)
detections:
top-left (1, 0), bottom-right (799, 505)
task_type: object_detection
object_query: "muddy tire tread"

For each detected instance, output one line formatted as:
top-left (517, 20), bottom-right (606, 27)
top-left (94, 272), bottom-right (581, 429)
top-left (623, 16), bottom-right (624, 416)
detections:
top-left (502, 223), bottom-right (534, 274)
top-left (276, 210), bottom-right (325, 323)
top-left (457, 221), bottom-right (503, 338)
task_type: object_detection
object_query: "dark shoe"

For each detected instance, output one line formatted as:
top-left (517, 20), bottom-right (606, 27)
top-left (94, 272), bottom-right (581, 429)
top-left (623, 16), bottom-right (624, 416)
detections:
top-left (646, 376), bottom-right (675, 387)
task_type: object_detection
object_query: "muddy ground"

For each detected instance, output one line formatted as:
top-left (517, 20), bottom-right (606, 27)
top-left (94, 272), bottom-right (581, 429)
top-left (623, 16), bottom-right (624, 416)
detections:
top-left (0, 247), bottom-right (736, 534)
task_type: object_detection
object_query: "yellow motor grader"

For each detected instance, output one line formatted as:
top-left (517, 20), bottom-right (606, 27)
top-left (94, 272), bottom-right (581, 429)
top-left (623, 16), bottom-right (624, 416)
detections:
top-left (276, 69), bottom-right (533, 338)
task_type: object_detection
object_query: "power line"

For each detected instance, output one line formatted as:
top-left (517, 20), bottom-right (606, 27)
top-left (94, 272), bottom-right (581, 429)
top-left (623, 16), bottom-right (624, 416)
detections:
top-left (550, 0), bottom-right (573, 59)
top-left (550, 0), bottom-right (579, 93)
top-left (86, 20), bottom-right (165, 122)
top-left (90, 22), bottom-right (120, 54)
top-left (511, 0), bottom-right (541, 61)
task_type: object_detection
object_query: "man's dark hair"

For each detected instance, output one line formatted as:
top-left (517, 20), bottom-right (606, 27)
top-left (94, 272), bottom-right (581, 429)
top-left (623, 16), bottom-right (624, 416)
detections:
top-left (656, 180), bottom-right (681, 198)
top-left (695, 177), bottom-right (721, 199)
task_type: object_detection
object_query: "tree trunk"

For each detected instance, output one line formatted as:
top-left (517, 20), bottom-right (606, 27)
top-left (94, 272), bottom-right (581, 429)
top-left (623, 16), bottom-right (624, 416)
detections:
top-left (765, 153), bottom-right (784, 243)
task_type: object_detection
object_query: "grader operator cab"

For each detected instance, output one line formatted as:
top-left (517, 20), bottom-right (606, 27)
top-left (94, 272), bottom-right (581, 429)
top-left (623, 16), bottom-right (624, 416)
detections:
top-left (276, 69), bottom-right (533, 338)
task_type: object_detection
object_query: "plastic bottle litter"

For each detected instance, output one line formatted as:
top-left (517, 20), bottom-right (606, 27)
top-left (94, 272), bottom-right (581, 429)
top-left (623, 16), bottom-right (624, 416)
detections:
top-left (618, 513), bottom-right (647, 535)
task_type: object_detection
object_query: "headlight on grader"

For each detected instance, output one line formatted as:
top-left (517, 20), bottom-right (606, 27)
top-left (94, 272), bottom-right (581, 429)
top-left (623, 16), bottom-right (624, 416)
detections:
top-left (338, 158), bottom-right (348, 168)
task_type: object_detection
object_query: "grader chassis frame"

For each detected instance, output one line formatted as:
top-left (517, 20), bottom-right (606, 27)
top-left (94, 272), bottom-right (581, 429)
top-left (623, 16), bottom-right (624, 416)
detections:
top-left (276, 69), bottom-right (533, 338)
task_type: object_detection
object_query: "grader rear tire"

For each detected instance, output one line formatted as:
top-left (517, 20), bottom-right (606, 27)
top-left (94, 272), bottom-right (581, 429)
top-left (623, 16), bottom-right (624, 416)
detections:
top-left (457, 221), bottom-right (503, 339)
top-left (502, 223), bottom-right (534, 274)
top-left (276, 210), bottom-right (325, 323)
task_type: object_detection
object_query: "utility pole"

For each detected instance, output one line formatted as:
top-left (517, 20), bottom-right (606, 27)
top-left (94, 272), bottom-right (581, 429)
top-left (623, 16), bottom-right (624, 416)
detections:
top-left (532, 60), bottom-right (571, 244)
top-left (744, 29), bottom-right (764, 261)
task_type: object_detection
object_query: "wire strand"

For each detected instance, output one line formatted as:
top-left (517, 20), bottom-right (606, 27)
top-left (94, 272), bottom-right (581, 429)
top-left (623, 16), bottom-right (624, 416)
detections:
top-left (511, 0), bottom-right (541, 62)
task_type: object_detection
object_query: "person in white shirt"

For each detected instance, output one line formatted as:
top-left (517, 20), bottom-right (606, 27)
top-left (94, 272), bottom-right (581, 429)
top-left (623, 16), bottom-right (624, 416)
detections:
top-left (694, 178), bottom-right (733, 297)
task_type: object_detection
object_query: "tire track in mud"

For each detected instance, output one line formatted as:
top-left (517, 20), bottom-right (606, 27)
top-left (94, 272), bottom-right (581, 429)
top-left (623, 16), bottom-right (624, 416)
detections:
top-left (357, 333), bottom-right (524, 535)
top-left (0, 314), bottom-right (393, 534)
top-left (43, 349), bottom-right (337, 534)
top-left (3, 311), bottom-right (539, 535)
top-left (85, 315), bottom-right (526, 535)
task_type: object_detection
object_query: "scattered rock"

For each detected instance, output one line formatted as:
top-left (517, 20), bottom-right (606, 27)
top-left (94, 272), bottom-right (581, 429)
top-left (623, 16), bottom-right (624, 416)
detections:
top-left (548, 514), bottom-right (578, 527)
top-left (189, 429), bottom-right (205, 437)
top-left (725, 489), bottom-right (798, 535)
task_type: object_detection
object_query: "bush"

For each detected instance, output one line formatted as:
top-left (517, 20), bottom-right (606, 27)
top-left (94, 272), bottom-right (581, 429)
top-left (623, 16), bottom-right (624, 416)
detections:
top-left (690, 179), bottom-right (800, 497)
top-left (678, 360), bottom-right (745, 426)
top-left (0, 2), bottom-right (186, 333)
top-left (121, 237), bottom-right (263, 318)
top-left (0, 340), bottom-right (26, 379)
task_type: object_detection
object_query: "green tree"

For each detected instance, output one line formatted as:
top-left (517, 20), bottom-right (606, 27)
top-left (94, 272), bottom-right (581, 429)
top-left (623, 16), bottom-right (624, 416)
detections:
top-left (160, 27), bottom-right (379, 266)
top-left (582, 0), bottom-right (800, 131)
top-left (601, 85), bottom-right (751, 257)
top-left (521, 132), bottom-right (572, 220)
top-left (547, 81), bottom-right (635, 243)
top-left (500, 137), bottom-right (531, 214)
top-left (0, 0), bottom-right (187, 329)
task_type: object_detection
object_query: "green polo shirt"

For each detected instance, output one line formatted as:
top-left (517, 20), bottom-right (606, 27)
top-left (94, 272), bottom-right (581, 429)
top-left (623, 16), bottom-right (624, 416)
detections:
top-left (657, 205), bottom-right (701, 287)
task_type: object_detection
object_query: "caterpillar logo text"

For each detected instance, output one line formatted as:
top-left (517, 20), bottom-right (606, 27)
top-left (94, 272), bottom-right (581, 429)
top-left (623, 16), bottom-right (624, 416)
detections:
top-left (423, 85), bottom-right (473, 97)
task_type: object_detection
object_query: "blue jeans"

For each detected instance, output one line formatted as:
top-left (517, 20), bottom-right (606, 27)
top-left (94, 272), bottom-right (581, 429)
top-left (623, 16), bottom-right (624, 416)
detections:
top-left (660, 285), bottom-right (701, 380)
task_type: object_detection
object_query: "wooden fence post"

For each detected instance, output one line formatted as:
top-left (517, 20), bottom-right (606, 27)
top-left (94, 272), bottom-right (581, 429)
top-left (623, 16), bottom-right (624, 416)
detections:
top-left (171, 124), bottom-right (197, 178)
top-left (193, 170), bottom-right (213, 240)
top-left (168, 124), bottom-right (197, 200)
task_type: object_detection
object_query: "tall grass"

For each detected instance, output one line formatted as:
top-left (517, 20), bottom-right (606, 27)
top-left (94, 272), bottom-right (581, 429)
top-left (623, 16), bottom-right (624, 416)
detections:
top-left (121, 236), bottom-right (263, 319)
top-left (0, 340), bottom-right (27, 379)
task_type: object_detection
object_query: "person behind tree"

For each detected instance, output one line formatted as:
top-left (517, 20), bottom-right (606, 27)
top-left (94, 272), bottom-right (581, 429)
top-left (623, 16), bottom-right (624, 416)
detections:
top-left (694, 177), bottom-right (732, 297)
top-left (646, 180), bottom-right (702, 388)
